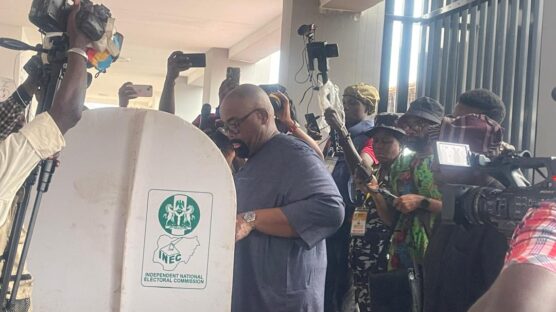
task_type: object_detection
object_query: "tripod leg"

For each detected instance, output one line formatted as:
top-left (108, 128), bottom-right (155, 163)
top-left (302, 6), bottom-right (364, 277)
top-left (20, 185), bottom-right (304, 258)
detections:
top-left (8, 159), bottom-right (55, 307)
top-left (0, 168), bottom-right (37, 308)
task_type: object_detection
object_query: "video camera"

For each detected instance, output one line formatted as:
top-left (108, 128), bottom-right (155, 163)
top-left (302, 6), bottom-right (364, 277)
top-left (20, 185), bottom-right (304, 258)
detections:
top-left (29, 0), bottom-right (111, 41)
top-left (436, 141), bottom-right (556, 237)
top-left (297, 24), bottom-right (339, 84)
top-left (259, 84), bottom-right (298, 133)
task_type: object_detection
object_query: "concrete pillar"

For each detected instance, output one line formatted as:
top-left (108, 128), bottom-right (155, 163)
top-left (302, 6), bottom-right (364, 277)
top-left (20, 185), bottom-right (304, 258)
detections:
top-left (202, 48), bottom-right (229, 106)
top-left (202, 48), bottom-right (275, 109)
top-left (279, 0), bottom-right (385, 116)
top-left (175, 76), bottom-right (204, 121)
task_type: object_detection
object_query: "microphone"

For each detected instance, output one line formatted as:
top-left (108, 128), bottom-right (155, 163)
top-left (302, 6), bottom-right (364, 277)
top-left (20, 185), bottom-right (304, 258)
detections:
top-left (199, 103), bottom-right (212, 130)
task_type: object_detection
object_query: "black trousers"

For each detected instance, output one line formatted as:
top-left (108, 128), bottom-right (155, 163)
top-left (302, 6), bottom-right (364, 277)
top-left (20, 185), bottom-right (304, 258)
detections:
top-left (324, 223), bottom-right (351, 312)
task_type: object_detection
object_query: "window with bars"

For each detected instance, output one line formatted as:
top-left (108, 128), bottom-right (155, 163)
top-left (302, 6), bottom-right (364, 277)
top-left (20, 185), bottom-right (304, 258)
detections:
top-left (379, 0), bottom-right (544, 152)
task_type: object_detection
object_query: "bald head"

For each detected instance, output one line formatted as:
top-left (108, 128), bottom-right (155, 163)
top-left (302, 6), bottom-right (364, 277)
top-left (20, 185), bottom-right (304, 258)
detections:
top-left (219, 84), bottom-right (279, 157)
top-left (221, 84), bottom-right (275, 118)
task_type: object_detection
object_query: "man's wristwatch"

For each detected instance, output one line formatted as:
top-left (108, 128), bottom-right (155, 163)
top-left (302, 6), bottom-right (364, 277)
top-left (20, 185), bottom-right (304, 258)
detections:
top-left (419, 198), bottom-right (431, 210)
top-left (243, 211), bottom-right (256, 228)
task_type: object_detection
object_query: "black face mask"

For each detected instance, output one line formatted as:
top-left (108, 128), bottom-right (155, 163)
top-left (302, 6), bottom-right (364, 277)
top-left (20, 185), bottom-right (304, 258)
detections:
top-left (230, 139), bottom-right (250, 159)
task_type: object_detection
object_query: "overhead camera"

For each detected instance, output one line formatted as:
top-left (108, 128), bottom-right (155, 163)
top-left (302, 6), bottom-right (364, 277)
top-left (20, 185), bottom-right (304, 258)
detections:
top-left (297, 24), bottom-right (339, 84)
top-left (436, 141), bottom-right (556, 237)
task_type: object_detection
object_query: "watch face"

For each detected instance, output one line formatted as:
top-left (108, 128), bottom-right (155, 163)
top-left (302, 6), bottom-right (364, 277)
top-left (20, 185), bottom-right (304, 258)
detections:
top-left (243, 211), bottom-right (256, 223)
top-left (420, 198), bottom-right (430, 210)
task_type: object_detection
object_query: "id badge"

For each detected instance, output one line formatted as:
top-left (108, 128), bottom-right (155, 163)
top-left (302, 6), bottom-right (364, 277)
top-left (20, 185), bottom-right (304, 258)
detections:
top-left (350, 210), bottom-right (368, 237)
top-left (324, 156), bottom-right (339, 174)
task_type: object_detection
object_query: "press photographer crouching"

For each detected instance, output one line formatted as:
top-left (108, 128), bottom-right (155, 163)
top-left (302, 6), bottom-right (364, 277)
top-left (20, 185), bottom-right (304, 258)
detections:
top-left (0, 0), bottom-right (92, 309)
top-left (423, 114), bottom-right (508, 312)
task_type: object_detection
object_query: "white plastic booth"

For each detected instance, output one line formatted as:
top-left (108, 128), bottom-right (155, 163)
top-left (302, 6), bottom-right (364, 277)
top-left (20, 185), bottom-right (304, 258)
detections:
top-left (27, 109), bottom-right (236, 311)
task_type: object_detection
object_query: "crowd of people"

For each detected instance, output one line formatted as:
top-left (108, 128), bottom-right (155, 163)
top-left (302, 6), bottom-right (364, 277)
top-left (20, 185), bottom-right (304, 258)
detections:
top-left (0, 1), bottom-right (556, 311)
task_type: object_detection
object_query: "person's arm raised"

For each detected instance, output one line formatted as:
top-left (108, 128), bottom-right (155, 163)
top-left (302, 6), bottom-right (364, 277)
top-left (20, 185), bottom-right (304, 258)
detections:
top-left (48, 0), bottom-right (90, 134)
top-left (159, 51), bottom-right (190, 114)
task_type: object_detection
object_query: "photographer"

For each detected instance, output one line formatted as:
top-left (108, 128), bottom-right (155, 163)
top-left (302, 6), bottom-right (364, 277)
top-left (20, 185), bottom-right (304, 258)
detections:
top-left (271, 90), bottom-right (324, 160)
top-left (158, 51), bottom-right (238, 128)
top-left (470, 203), bottom-right (556, 312)
top-left (0, 0), bottom-right (90, 307)
top-left (118, 82), bottom-right (138, 108)
top-left (424, 114), bottom-right (508, 312)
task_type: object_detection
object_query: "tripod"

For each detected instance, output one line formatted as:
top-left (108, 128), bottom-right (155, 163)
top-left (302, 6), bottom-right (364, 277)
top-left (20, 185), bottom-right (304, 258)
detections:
top-left (0, 36), bottom-right (68, 311)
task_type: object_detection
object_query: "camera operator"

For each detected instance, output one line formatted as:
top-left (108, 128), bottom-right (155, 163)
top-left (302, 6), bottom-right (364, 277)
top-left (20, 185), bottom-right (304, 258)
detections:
top-left (470, 202), bottom-right (556, 312)
top-left (0, 0), bottom-right (90, 307)
top-left (424, 114), bottom-right (508, 312)
top-left (324, 83), bottom-right (379, 312)
top-left (453, 89), bottom-right (515, 153)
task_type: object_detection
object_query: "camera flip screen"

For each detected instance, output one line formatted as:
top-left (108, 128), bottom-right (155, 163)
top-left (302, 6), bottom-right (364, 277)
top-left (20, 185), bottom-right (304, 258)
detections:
top-left (436, 141), bottom-right (471, 167)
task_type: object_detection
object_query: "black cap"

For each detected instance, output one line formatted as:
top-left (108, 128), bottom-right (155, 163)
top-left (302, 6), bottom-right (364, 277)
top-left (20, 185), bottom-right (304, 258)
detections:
top-left (366, 113), bottom-right (406, 138)
top-left (399, 97), bottom-right (444, 125)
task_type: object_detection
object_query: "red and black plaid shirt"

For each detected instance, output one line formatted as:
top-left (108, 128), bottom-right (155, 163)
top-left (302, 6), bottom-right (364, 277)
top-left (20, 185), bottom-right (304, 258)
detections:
top-left (505, 202), bottom-right (556, 273)
top-left (0, 87), bottom-right (31, 141)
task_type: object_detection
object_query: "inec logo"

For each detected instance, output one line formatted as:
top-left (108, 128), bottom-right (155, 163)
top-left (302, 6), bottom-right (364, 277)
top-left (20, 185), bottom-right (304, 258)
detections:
top-left (158, 194), bottom-right (200, 236)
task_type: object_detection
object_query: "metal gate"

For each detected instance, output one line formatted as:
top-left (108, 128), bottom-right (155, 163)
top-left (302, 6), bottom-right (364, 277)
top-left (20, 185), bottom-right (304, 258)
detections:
top-left (379, 0), bottom-right (544, 152)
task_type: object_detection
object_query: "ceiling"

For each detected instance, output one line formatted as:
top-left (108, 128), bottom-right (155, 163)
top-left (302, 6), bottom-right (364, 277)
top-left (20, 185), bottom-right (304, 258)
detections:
top-left (0, 0), bottom-right (283, 106)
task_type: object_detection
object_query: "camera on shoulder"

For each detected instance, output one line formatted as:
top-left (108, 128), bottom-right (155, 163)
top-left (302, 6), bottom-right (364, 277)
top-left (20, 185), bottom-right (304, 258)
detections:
top-left (436, 141), bottom-right (556, 237)
top-left (29, 0), bottom-right (112, 41)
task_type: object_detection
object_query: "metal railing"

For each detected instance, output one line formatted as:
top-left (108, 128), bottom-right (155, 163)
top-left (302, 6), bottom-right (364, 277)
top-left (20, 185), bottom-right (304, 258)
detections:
top-left (379, 0), bottom-right (544, 151)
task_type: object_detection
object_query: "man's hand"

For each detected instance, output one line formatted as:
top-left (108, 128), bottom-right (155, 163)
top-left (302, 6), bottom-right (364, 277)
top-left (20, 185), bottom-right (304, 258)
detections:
top-left (166, 51), bottom-right (191, 81)
top-left (274, 91), bottom-right (295, 130)
top-left (324, 108), bottom-right (349, 138)
top-left (394, 194), bottom-right (425, 214)
top-left (235, 214), bottom-right (254, 242)
top-left (67, 0), bottom-right (88, 50)
top-left (118, 82), bottom-right (138, 108)
top-left (219, 78), bottom-right (239, 105)
top-left (355, 174), bottom-right (378, 194)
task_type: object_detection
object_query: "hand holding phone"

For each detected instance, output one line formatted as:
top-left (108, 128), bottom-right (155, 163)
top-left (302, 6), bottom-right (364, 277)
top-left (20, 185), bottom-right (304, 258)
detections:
top-left (130, 84), bottom-right (153, 97)
top-left (166, 51), bottom-right (206, 80)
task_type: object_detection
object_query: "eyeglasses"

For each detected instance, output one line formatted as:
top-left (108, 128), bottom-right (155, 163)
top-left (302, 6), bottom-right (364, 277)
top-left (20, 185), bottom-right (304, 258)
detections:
top-left (222, 109), bottom-right (261, 136)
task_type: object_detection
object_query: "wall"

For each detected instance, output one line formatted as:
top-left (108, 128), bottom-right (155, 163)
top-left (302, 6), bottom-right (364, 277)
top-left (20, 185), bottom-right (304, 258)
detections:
top-left (279, 0), bottom-right (385, 116)
top-left (0, 23), bottom-right (24, 100)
